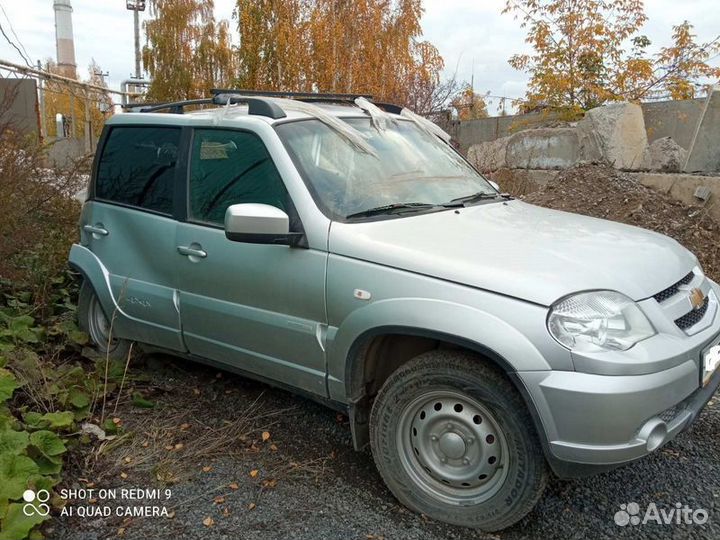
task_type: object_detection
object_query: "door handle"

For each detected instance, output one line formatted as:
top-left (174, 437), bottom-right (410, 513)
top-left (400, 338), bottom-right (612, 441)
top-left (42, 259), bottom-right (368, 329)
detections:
top-left (177, 245), bottom-right (207, 258)
top-left (83, 224), bottom-right (109, 237)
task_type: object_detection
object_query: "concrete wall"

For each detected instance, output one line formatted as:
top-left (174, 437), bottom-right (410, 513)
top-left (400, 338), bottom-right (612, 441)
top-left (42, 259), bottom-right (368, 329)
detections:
top-left (456, 98), bottom-right (706, 153)
top-left (47, 137), bottom-right (85, 168)
top-left (456, 111), bottom-right (552, 152)
top-left (684, 90), bottom-right (720, 173)
top-left (642, 98), bottom-right (705, 150)
top-left (0, 78), bottom-right (39, 137)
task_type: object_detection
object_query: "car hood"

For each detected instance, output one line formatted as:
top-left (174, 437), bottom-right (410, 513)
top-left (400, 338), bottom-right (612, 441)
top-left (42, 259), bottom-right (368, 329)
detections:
top-left (328, 200), bottom-right (697, 306)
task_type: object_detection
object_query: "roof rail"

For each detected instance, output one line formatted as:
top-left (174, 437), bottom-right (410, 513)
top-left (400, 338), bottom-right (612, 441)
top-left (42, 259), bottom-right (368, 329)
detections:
top-left (211, 88), bottom-right (372, 101)
top-left (372, 102), bottom-right (403, 114)
top-left (211, 88), bottom-right (403, 114)
top-left (124, 95), bottom-right (287, 119)
top-left (130, 98), bottom-right (213, 114)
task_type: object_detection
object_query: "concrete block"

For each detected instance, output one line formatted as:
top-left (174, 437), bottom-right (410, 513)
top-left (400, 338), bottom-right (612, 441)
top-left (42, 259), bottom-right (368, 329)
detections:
top-left (684, 87), bottom-right (720, 172)
top-left (504, 128), bottom-right (579, 169)
top-left (631, 172), bottom-right (720, 222)
top-left (694, 185), bottom-right (712, 201)
top-left (578, 102), bottom-right (647, 169)
top-left (641, 137), bottom-right (688, 172)
top-left (467, 137), bottom-right (509, 171)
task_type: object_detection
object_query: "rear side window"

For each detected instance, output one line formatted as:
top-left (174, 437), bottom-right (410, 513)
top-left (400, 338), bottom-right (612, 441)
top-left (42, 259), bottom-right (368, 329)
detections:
top-left (189, 129), bottom-right (288, 225)
top-left (95, 126), bottom-right (181, 214)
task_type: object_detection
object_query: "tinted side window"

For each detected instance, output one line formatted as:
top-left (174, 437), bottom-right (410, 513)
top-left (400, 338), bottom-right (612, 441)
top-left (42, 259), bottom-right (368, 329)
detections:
top-left (95, 126), bottom-right (180, 214)
top-left (189, 129), bottom-right (288, 225)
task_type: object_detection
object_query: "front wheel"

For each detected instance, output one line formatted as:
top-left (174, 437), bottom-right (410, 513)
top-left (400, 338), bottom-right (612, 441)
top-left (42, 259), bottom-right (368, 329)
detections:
top-left (369, 350), bottom-right (548, 531)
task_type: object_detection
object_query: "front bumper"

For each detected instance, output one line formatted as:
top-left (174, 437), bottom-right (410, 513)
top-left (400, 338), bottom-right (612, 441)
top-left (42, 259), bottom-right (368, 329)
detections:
top-left (520, 362), bottom-right (720, 477)
top-left (517, 280), bottom-right (720, 477)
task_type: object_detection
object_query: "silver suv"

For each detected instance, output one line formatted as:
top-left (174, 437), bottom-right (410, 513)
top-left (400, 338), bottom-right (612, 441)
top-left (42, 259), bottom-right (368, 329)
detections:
top-left (69, 91), bottom-right (720, 531)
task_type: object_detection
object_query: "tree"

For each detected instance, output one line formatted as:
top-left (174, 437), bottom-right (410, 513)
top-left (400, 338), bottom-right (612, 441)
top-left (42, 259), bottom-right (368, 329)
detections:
top-left (504, 1), bottom-right (720, 110)
top-left (503, 0), bottom-right (651, 111)
top-left (143, 0), bottom-right (235, 101)
top-left (655, 21), bottom-right (720, 100)
top-left (235, 0), bottom-right (312, 91)
top-left (451, 85), bottom-right (489, 120)
top-left (235, 0), bottom-right (444, 109)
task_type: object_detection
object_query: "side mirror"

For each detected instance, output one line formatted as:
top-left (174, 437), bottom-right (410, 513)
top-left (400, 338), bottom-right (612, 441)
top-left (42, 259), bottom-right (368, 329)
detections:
top-left (489, 180), bottom-right (500, 191)
top-left (224, 203), bottom-right (303, 245)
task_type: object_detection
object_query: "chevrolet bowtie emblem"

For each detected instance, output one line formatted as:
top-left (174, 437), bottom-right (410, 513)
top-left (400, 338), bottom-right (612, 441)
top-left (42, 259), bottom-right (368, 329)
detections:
top-left (690, 288), bottom-right (705, 310)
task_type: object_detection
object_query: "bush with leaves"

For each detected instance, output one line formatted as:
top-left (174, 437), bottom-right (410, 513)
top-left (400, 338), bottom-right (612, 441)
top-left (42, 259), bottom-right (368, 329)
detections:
top-left (0, 109), bottom-right (131, 538)
top-left (0, 117), bottom-right (88, 312)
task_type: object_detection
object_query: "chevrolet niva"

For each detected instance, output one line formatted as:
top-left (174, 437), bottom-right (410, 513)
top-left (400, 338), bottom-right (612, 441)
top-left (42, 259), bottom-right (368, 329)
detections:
top-left (69, 90), bottom-right (720, 531)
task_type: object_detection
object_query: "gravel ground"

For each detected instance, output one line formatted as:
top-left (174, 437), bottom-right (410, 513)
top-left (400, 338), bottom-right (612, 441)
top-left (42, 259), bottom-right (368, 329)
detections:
top-left (49, 354), bottom-right (720, 540)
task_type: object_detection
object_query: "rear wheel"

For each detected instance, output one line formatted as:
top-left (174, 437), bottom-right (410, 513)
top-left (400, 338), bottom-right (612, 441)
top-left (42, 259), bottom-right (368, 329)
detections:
top-left (77, 280), bottom-right (131, 361)
top-left (369, 350), bottom-right (548, 531)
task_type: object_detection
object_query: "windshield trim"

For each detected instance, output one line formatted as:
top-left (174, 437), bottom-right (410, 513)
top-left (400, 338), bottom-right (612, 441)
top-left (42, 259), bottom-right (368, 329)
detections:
top-left (274, 116), bottom-right (499, 223)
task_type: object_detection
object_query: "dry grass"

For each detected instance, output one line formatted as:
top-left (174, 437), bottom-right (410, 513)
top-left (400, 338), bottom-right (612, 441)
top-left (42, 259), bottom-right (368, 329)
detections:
top-left (86, 391), bottom-right (297, 484)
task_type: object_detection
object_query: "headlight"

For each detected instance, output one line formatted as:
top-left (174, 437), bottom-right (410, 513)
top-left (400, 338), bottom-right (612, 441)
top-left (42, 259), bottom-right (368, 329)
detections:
top-left (547, 291), bottom-right (655, 352)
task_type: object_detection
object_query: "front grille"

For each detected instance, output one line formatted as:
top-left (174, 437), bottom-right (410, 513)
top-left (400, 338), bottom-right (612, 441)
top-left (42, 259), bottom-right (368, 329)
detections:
top-left (654, 271), bottom-right (694, 303)
top-left (675, 297), bottom-right (709, 330)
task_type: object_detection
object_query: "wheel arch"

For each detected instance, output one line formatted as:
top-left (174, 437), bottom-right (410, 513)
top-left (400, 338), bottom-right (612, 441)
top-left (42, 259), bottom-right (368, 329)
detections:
top-left (345, 326), bottom-right (515, 401)
top-left (69, 244), bottom-right (118, 317)
top-left (342, 325), bottom-right (555, 473)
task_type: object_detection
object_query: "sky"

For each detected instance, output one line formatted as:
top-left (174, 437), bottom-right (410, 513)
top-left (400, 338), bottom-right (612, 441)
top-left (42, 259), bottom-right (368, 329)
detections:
top-left (0, 0), bottom-right (719, 115)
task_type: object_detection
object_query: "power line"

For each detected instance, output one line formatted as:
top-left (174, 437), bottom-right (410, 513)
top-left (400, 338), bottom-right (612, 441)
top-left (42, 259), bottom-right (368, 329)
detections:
top-left (0, 2), bottom-right (31, 63)
top-left (0, 21), bottom-right (32, 68)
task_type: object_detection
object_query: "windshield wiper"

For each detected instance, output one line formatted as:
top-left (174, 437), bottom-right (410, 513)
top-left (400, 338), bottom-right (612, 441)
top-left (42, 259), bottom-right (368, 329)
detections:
top-left (441, 191), bottom-right (500, 207)
top-left (345, 202), bottom-right (437, 219)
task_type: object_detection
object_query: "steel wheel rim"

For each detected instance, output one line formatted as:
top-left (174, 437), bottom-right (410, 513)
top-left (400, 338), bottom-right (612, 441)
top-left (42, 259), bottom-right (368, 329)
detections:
top-left (397, 389), bottom-right (510, 505)
top-left (87, 296), bottom-right (117, 352)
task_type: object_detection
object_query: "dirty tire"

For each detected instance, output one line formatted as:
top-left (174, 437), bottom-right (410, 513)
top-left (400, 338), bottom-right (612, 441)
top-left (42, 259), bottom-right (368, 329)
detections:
top-left (370, 350), bottom-right (548, 531)
top-left (77, 280), bottom-right (132, 361)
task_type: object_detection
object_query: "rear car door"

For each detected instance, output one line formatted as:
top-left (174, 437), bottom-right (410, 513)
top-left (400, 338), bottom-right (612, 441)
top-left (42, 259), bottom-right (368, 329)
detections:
top-left (175, 127), bottom-right (327, 395)
top-left (84, 124), bottom-right (185, 351)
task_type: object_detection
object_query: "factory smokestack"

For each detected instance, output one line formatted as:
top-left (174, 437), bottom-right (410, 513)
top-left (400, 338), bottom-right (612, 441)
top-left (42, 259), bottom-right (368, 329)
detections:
top-left (53, 0), bottom-right (77, 78)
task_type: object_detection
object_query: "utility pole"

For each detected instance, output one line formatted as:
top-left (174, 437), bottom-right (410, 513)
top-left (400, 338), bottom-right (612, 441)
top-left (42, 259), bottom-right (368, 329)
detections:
top-left (37, 60), bottom-right (46, 140)
top-left (125, 1), bottom-right (146, 79)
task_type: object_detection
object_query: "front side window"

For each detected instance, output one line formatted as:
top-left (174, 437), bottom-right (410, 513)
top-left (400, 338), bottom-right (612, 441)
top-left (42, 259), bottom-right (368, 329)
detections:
top-left (276, 118), bottom-right (497, 219)
top-left (189, 129), bottom-right (288, 225)
top-left (95, 126), bottom-right (180, 214)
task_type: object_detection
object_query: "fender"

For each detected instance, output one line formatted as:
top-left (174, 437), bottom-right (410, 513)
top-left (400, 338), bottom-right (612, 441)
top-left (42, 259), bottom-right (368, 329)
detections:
top-left (326, 297), bottom-right (552, 403)
top-left (69, 243), bottom-right (127, 325)
top-left (327, 297), bottom-right (561, 465)
top-left (68, 244), bottom-right (179, 346)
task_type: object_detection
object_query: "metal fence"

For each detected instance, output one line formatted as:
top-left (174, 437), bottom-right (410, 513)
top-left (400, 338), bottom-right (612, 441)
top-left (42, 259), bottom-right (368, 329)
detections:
top-left (0, 58), bottom-right (144, 156)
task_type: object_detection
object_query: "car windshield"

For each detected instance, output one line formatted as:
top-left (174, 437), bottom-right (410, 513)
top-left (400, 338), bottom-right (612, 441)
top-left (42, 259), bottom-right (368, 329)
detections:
top-left (275, 117), bottom-right (497, 219)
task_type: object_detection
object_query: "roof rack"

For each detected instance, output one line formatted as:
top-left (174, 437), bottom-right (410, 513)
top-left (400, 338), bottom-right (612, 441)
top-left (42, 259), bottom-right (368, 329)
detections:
top-left (211, 88), bottom-right (403, 114)
top-left (124, 95), bottom-right (287, 119)
top-left (121, 89), bottom-right (403, 119)
top-left (211, 88), bottom-right (372, 100)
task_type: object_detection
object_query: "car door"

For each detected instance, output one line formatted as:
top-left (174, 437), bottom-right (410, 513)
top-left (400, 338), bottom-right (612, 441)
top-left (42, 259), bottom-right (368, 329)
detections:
top-left (84, 124), bottom-right (185, 351)
top-left (175, 127), bottom-right (327, 396)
